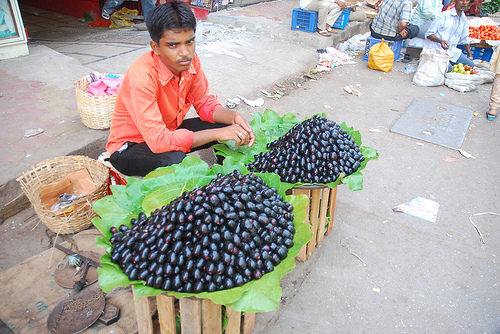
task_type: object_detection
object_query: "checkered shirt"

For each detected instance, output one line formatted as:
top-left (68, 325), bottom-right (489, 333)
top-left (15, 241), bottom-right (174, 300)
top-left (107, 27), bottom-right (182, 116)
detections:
top-left (372, 0), bottom-right (412, 37)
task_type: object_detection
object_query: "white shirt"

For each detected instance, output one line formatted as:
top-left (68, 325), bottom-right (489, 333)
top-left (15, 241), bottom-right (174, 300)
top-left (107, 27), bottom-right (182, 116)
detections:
top-left (424, 8), bottom-right (470, 62)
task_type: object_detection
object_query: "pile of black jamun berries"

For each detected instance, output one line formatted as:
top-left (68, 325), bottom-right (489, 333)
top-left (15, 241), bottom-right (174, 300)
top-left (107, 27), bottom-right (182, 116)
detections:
top-left (109, 170), bottom-right (295, 293)
top-left (247, 115), bottom-right (365, 184)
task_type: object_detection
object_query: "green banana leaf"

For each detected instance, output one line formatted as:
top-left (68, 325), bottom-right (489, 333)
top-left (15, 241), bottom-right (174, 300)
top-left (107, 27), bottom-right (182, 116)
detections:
top-left (214, 109), bottom-right (379, 191)
top-left (92, 156), bottom-right (312, 313)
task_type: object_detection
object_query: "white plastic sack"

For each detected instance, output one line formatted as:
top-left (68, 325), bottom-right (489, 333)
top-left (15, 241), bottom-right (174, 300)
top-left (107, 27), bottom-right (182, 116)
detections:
top-left (412, 49), bottom-right (449, 86)
top-left (444, 72), bottom-right (485, 84)
top-left (444, 79), bottom-right (477, 92)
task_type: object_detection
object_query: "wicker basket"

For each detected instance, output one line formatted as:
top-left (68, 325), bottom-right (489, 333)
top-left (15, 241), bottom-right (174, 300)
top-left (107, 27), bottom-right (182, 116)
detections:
top-left (75, 74), bottom-right (121, 130)
top-left (17, 156), bottom-right (110, 234)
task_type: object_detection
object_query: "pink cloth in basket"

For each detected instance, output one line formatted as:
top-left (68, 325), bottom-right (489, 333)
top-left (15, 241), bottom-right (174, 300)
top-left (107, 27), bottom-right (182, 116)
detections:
top-left (87, 76), bottom-right (123, 96)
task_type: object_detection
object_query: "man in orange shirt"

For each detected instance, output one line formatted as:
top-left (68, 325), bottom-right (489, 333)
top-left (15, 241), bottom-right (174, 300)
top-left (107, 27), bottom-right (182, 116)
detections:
top-left (106, 1), bottom-right (255, 176)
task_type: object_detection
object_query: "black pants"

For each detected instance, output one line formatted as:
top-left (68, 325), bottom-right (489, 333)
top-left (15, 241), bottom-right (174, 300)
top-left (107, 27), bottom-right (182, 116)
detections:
top-left (370, 22), bottom-right (419, 41)
top-left (108, 118), bottom-right (228, 177)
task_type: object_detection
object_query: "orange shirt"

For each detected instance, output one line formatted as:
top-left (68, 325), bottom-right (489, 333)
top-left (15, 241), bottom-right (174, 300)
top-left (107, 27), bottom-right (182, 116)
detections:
top-left (106, 51), bottom-right (222, 155)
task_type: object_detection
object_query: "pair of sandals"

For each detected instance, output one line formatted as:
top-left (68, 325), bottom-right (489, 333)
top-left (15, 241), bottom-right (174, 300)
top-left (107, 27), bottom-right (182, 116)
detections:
top-left (317, 25), bottom-right (334, 37)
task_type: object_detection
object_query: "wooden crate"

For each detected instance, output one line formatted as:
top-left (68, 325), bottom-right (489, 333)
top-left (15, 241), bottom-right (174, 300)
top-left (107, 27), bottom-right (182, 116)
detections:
top-left (133, 289), bottom-right (255, 334)
top-left (287, 185), bottom-right (338, 261)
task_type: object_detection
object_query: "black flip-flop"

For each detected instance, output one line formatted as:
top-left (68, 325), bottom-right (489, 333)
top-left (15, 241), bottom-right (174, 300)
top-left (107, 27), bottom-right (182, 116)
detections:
top-left (402, 54), bottom-right (413, 63)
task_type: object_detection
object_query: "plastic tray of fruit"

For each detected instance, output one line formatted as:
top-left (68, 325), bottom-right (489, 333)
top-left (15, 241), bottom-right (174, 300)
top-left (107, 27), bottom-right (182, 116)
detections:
top-left (92, 157), bottom-right (312, 313)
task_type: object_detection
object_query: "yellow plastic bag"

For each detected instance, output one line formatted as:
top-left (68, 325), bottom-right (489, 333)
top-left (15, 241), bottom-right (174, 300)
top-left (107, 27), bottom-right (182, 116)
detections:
top-left (368, 39), bottom-right (394, 73)
top-left (110, 7), bottom-right (139, 28)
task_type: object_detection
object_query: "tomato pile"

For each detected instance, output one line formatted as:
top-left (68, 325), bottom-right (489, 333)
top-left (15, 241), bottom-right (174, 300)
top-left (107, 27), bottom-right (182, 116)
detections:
top-left (469, 25), bottom-right (500, 40)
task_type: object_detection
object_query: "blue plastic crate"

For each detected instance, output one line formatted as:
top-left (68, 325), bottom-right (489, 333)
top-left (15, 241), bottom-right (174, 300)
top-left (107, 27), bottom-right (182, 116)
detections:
top-left (291, 8), bottom-right (318, 33)
top-left (457, 45), bottom-right (493, 62)
top-left (363, 36), bottom-right (403, 61)
top-left (332, 9), bottom-right (350, 29)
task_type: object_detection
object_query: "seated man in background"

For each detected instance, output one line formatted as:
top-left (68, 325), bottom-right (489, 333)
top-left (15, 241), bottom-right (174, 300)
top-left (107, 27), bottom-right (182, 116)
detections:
top-left (106, 1), bottom-right (255, 177)
top-left (300, 0), bottom-right (349, 37)
top-left (424, 0), bottom-right (474, 72)
top-left (370, 0), bottom-right (419, 41)
top-left (101, 0), bottom-right (156, 21)
top-left (406, 0), bottom-right (443, 49)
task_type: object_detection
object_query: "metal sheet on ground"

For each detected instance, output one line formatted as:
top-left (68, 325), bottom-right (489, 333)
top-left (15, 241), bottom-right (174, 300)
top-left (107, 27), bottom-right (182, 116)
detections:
top-left (390, 98), bottom-right (474, 150)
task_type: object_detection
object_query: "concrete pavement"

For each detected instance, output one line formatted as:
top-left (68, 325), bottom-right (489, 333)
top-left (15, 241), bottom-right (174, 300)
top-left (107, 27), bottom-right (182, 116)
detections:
top-left (1, 2), bottom-right (499, 333)
top-left (3, 0), bottom-right (359, 221)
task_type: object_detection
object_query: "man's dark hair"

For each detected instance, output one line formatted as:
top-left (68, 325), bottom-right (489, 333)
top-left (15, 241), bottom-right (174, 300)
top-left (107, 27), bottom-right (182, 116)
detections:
top-left (146, 1), bottom-right (197, 44)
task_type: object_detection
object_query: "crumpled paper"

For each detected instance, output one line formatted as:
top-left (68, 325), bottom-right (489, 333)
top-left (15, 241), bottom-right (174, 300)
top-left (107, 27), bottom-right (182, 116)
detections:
top-left (393, 197), bottom-right (440, 223)
top-left (237, 95), bottom-right (264, 107)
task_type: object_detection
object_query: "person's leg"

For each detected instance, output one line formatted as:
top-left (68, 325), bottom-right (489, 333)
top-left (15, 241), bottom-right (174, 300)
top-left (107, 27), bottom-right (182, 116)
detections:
top-left (178, 117), bottom-right (229, 151)
top-left (450, 52), bottom-right (475, 68)
top-left (416, 21), bottom-right (432, 39)
top-left (447, 61), bottom-right (454, 73)
top-left (303, 0), bottom-right (335, 32)
top-left (488, 74), bottom-right (500, 119)
top-left (102, 0), bottom-right (125, 17)
top-left (370, 23), bottom-right (399, 41)
top-left (140, 0), bottom-right (156, 21)
top-left (325, 3), bottom-right (343, 30)
top-left (403, 23), bottom-right (419, 40)
top-left (108, 142), bottom-right (186, 177)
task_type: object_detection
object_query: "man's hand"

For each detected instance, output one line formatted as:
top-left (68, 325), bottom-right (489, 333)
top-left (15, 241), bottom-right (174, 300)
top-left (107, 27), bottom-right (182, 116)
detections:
top-left (440, 40), bottom-right (450, 50)
top-left (216, 124), bottom-right (253, 146)
top-left (374, 0), bottom-right (383, 10)
top-left (399, 29), bottom-right (408, 38)
top-left (337, 0), bottom-right (348, 10)
top-left (231, 114), bottom-right (255, 147)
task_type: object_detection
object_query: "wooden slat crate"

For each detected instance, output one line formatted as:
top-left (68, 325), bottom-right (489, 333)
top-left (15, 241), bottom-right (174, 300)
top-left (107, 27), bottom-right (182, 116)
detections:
top-left (133, 289), bottom-right (255, 334)
top-left (287, 185), bottom-right (338, 261)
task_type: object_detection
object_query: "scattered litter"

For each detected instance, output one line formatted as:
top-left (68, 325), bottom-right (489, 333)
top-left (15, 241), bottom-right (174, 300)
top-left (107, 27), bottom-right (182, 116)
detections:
top-left (304, 73), bottom-right (318, 80)
top-left (26, 154), bottom-right (32, 158)
top-left (439, 93), bottom-right (446, 97)
top-left (373, 288), bottom-right (381, 292)
top-left (391, 108), bottom-right (399, 111)
top-left (275, 83), bottom-right (284, 88)
top-left (336, 33), bottom-right (369, 56)
top-left (33, 11), bottom-right (39, 16)
top-left (369, 129), bottom-right (381, 133)
top-left (236, 95), bottom-right (264, 107)
top-left (382, 220), bottom-right (388, 224)
top-left (341, 241), bottom-right (367, 266)
top-left (416, 142), bottom-right (424, 146)
top-left (24, 128), bottom-right (44, 138)
top-left (226, 97), bottom-right (241, 109)
top-left (59, 120), bottom-right (65, 124)
top-left (468, 212), bottom-right (499, 244)
top-left (459, 149), bottom-right (475, 159)
top-left (316, 47), bottom-right (355, 69)
top-left (261, 89), bottom-right (272, 96)
top-left (422, 130), bottom-right (433, 135)
top-left (343, 85), bottom-right (362, 96)
top-left (324, 105), bottom-right (334, 110)
top-left (397, 64), bottom-right (417, 74)
top-left (473, 112), bottom-right (478, 116)
top-left (393, 197), bottom-right (440, 223)
top-left (442, 156), bottom-right (458, 163)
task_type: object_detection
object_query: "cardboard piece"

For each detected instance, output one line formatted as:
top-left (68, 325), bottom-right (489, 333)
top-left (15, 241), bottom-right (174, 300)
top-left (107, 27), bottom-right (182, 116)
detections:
top-left (67, 167), bottom-right (96, 196)
top-left (39, 167), bottom-right (96, 213)
top-left (40, 179), bottom-right (73, 210)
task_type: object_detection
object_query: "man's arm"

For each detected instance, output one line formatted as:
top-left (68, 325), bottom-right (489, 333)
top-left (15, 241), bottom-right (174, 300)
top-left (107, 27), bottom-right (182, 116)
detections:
top-left (461, 44), bottom-right (473, 59)
top-left (191, 107), bottom-right (255, 149)
top-left (427, 33), bottom-right (450, 49)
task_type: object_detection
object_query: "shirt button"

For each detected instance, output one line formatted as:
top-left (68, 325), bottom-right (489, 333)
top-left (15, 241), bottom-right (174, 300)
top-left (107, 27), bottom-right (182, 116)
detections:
top-left (178, 110), bottom-right (181, 114)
